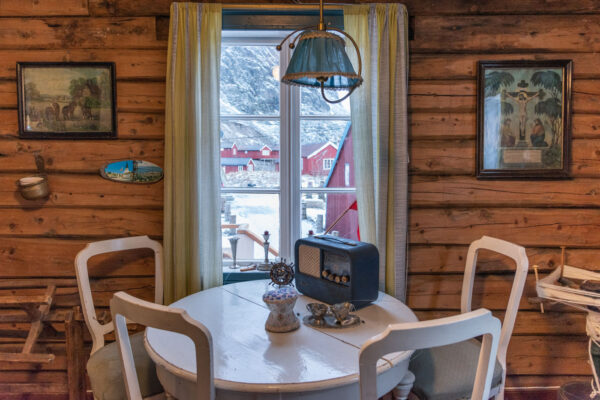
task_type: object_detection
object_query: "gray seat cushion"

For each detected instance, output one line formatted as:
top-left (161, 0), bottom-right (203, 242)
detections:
top-left (409, 338), bottom-right (504, 400)
top-left (87, 331), bottom-right (163, 400)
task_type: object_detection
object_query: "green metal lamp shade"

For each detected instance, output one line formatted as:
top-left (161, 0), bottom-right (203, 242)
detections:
top-left (281, 30), bottom-right (362, 90)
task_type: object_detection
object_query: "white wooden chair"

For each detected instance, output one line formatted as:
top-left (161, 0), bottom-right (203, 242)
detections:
top-left (75, 236), bottom-right (164, 400)
top-left (111, 291), bottom-right (214, 400)
top-left (409, 236), bottom-right (529, 400)
top-left (360, 309), bottom-right (501, 400)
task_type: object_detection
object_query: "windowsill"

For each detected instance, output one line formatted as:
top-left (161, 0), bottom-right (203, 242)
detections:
top-left (222, 265), bottom-right (270, 285)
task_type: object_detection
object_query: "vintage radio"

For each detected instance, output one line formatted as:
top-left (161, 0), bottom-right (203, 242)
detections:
top-left (294, 235), bottom-right (379, 309)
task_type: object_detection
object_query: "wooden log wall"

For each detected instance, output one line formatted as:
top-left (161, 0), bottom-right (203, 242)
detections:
top-left (0, 1), bottom-right (165, 398)
top-left (403, 0), bottom-right (600, 389)
top-left (1, 0), bottom-right (596, 397)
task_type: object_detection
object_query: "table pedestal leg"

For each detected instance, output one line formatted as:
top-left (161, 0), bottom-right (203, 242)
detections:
top-left (392, 371), bottom-right (415, 400)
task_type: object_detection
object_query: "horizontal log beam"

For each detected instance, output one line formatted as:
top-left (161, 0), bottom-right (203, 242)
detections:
top-left (415, 310), bottom-right (586, 336)
top-left (409, 139), bottom-right (600, 177)
top-left (0, 0), bottom-right (88, 17)
top-left (411, 113), bottom-right (600, 140)
top-left (0, 238), bottom-right (157, 278)
top-left (0, 49), bottom-right (165, 80)
top-left (410, 176), bottom-right (600, 208)
top-left (410, 208), bottom-right (600, 247)
top-left (0, 173), bottom-right (163, 209)
top-left (407, 273), bottom-right (544, 310)
top-left (0, 81), bottom-right (165, 113)
top-left (411, 53), bottom-right (600, 80)
top-left (408, 79), bottom-right (599, 114)
top-left (0, 277), bottom-right (154, 309)
top-left (0, 18), bottom-right (163, 50)
top-left (403, 0), bottom-right (600, 16)
top-left (0, 208), bottom-right (162, 237)
top-left (0, 111), bottom-right (165, 140)
top-left (408, 244), bottom-right (600, 274)
top-left (0, 139), bottom-right (163, 173)
top-left (0, 353), bottom-right (54, 363)
top-left (411, 15), bottom-right (600, 53)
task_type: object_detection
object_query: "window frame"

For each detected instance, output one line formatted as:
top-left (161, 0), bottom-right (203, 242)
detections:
top-left (220, 31), bottom-right (355, 265)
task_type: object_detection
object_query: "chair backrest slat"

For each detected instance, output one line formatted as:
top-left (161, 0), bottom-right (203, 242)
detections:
top-left (359, 309), bottom-right (501, 400)
top-left (111, 291), bottom-right (214, 400)
top-left (75, 236), bottom-right (163, 354)
top-left (461, 235), bottom-right (528, 374)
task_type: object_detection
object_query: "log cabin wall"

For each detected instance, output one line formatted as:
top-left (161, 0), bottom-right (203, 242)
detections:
top-left (0, 0), bottom-right (595, 397)
top-left (0, 0), bottom-right (164, 398)
top-left (404, 0), bottom-right (600, 390)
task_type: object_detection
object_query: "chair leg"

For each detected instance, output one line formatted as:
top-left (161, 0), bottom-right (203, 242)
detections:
top-left (392, 371), bottom-right (415, 400)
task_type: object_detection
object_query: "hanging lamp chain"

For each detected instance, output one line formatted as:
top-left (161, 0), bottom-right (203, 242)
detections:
top-left (318, 0), bottom-right (325, 30)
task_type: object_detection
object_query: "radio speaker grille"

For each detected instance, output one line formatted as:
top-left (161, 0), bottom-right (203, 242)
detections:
top-left (298, 244), bottom-right (320, 278)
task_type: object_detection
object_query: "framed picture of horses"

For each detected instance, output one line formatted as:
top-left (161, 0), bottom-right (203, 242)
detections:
top-left (476, 60), bottom-right (572, 179)
top-left (17, 62), bottom-right (117, 139)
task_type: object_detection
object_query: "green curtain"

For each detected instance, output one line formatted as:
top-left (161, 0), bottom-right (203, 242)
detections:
top-left (344, 4), bottom-right (409, 300)
top-left (163, 2), bottom-right (223, 303)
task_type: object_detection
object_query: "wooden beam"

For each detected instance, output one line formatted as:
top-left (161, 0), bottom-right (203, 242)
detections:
top-left (409, 139), bottom-right (600, 178)
top-left (0, 353), bottom-right (54, 363)
top-left (65, 310), bottom-right (87, 400)
top-left (0, 139), bottom-right (163, 174)
top-left (410, 113), bottom-right (600, 141)
top-left (0, 0), bottom-right (89, 17)
top-left (409, 244), bottom-right (600, 274)
top-left (0, 110), bottom-right (165, 140)
top-left (0, 18), bottom-right (163, 50)
top-left (0, 295), bottom-right (51, 307)
top-left (403, 0), bottom-right (600, 16)
top-left (22, 285), bottom-right (55, 354)
top-left (410, 176), bottom-right (600, 208)
top-left (0, 239), bottom-right (157, 279)
top-left (411, 15), bottom-right (600, 54)
top-left (410, 208), bottom-right (600, 248)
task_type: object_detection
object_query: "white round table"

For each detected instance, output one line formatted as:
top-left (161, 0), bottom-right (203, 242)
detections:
top-left (145, 280), bottom-right (417, 400)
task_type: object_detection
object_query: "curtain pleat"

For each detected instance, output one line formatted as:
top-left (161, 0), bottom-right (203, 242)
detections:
top-left (164, 2), bottom-right (222, 304)
top-left (344, 4), bottom-right (409, 300)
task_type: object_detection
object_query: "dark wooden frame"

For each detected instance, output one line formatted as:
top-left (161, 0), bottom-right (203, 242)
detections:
top-left (17, 62), bottom-right (117, 139)
top-left (476, 60), bottom-right (572, 179)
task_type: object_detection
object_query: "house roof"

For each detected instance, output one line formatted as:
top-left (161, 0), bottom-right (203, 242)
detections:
top-left (221, 157), bottom-right (253, 166)
top-left (221, 141), bottom-right (280, 151)
top-left (238, 144), bottom-right (280, 151)
top-left (301, 142), bottom-right (337, 158)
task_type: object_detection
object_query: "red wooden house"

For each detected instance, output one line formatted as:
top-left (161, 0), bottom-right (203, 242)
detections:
top-left (301, 142), bottom-right (338, 176)
top-left (221, 142), bottom-right (280, 172)
top-left (324, 124), bottom-right (358, 240)
top-left (221, 157), bottom-right (255, 173)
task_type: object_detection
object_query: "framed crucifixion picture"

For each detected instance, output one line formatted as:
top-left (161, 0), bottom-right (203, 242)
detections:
top-left (476, 60), bottom-right (572, 179)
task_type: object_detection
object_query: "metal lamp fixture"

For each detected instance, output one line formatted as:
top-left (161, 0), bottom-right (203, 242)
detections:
top-left (276, 0), bottom-right (363, 104)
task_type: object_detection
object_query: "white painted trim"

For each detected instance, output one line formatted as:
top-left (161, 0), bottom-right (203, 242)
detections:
top-left (111, 292), bottom-right (214, 400)
top-left (360, 309), bottom-right (501, 400)
top-left (74, 236), bottom-right (163, 355)
top-left (461, 236), bottom-right (529, 400)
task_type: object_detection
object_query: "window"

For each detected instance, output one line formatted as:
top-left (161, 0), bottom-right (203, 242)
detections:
top-left (220, 31), bottom-right (356, 266)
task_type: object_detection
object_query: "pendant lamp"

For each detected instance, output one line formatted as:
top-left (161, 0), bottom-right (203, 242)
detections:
top-left (276, 0), bottom-right (362, 104)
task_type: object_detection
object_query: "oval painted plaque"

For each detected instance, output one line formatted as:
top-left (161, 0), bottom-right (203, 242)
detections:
top-left (100, 160), bottom-right (163, 184)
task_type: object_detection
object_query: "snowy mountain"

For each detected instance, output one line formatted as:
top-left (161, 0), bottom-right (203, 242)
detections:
top-left (220, 44), bottom-right (351, 149)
